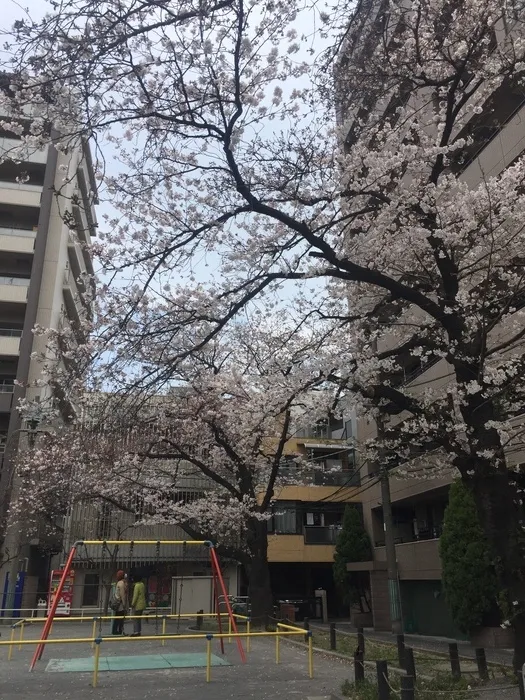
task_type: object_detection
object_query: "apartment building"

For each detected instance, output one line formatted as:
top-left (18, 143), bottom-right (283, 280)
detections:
top-left (336, 2), bottom-right (525, 637)
top-left (0, 88), bottom-right (97, 612)
top-left (58, 410), bottom-right (362, 618)
top-left (267, 413), bottom-right (362, 618)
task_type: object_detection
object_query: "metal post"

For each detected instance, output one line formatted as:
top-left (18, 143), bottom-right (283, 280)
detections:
top-left (448, 642), bottom-right (461, 681)
top-left (475, 648), bottom-right (489, 681)
top-left (379, 415), bottom-right (403, 635)
top-left (196, 609), bottom-right (203, 630)
top-left (206, 635), bottom-right (212, 683)
top-left (308, 631), bottom-right (314, 679)
top-left (91, 618), bottom-right (97, 649)
top-left (228, 617), bottom-right (232, 644)
top-left (397, 633), bottom-right (405, 668)
top-left (404, 647), bottom-right (416, 681)
top-left (162, 617), bottom-right (166, 646)
top-left (247, 619), bottom-right (251, 653)
top-left (18, 621), bottom-right (24, 651)
top-left (400, 674), bottom-right (414, 700)
top-left (8, 626), bottom-right (15, 661)
top-left (303, 617), bottom-right (310, 643)
top-left (376, 660), bottom-right (390, 700)
top-left (275, 626), bottom-right (280, 664)
top-left (329, 622), bottom-right (336, 651)
top-left (92, 639), bottom-right (101, 688)
top-left (357, 626), bottom-right (365, 656)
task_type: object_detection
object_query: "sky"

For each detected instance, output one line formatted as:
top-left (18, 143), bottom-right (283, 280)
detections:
top-left (1, 0), bottom-right (334, 310)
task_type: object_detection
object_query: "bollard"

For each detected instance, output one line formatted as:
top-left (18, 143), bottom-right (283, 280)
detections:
top-left (162, 616), bottom-right (167, 646)
top-left (448, 642), bottom-right (461, 681)
top-left (8, 627), bottom-right (15, 661)
top-left (308, 631), bottom-right (314, 679)
top-left (246, 619), bottom-right (251, 653)
top-left (475, 648), bottom-right (489, 681)
top-left (518, 668), bottom-right (525, 700)
top-left (228, 617), bottom-right (232, 644)
top-left (400, 674), bottom-right (415, 700)
top-left (18, 621), bottom-right (24, 651)
top-left (196, 610), bottom-right (203, 630)
top-left (275, 626), bottom-right (280, 664)
top-left (404, 647), bottom-right (416, 681)
top-left (92, 638), bottom-right (102, 688)
top-left (354, 647), bottom-right (365, 682)
top-left (329, 622), bottom-right (336, 651)
top-left (206, 635), bottom-right (213, 683)
top-left (357, 626), bottom-right (365, 656)
top-left (376, 660), bottom-right (390, 700)
top-left (397, 633), bottom-right (405, 668)
top-left (303, 617), bottom-right (310, 643)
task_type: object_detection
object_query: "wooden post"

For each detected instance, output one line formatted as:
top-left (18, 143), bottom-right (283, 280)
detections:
top-left (404, 647), bottom-right (416, 682)
top-left (206, 635), bottom-right (212, 683)
top-left (329, 622), bottom-right (336, 651)
top-left (397, 633), bottom-right (405, 668)
top-left (196, 610), bottom-right (203, 630)
top-left (92, 639), bottom-right (101, 688)
top-left (400, 674), bottom-right (414, 700)
top-left (357, 626), bottom-right (365, 656)
top-left (475, 648), bottom-right (489, 681)
top-left (308, 632), bottom-right (314, 679)
top-left (376, 660), bottom-right (390, 700)
top-left (448, 642), bottom-right (461, 681)
top-left (354, 647), bottom-right (365, 682)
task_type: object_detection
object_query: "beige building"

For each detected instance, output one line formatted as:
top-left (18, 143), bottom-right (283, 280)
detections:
top-left (337, 2), bottom-right (525, 637)
top-left (0, 96), bottom-right (97, 613)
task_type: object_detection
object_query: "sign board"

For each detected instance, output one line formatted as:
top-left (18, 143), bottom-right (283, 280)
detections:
top-left (48, 569), bottom-right (75, 616)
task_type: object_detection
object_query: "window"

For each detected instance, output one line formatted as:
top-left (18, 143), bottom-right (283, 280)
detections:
top-left (269, 506), bottom-right (298, 534)
top-left (82, 573), bottom-right (100, 607)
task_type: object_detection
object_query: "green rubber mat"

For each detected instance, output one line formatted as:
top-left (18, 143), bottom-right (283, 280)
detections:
top-left (46, 652), bottom-right (230, 672)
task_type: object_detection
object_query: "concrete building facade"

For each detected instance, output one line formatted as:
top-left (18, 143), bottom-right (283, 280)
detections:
top-left (336, 2), bottom-right (525, 638)
top-left (0, 98), bottom-right (97, 613)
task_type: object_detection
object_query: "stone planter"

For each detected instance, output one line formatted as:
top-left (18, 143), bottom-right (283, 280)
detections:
top-left (470, 626), bottom-right (515, 649)
top-left (351, 610), bottom-right (373, 627)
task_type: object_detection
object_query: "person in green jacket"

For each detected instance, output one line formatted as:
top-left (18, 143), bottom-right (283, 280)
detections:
top-left (130, 575), bottom-right (147, 637)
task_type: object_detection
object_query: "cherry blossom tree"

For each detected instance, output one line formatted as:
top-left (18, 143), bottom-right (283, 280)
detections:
top-left (14, 321), bottom-right (346, 619)
top-left (3, 0), bottom-right (525, 667)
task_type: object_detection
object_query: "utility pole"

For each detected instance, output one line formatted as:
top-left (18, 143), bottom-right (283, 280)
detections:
top-left (377, 417), bottom-right (403, 634)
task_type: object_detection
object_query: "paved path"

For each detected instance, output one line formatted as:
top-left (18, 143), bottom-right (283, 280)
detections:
top-left (0, 620), bottom-right (352, 699)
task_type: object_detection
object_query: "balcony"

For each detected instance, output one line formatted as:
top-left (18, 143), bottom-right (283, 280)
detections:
top-left (62, 268), bottom-right (84, 325)
top-left (0, 180), bottom-right (42, 208)
top-left (0, 137), bottom-right (48, 165)
top-left (0, 276), bottom-right (29, 304)
top-left (0, 226), bottom-right (36, 254)
top-left (375, 538), bottom-right (442, 580)
top-left (0, 328), bottom-right (21, 356)
top-left (278, 465), bottom-right (360, 487)
top-left (303, 525), bottom-right (341, 545)
top-left (0, 380), bottom-right (14, 413)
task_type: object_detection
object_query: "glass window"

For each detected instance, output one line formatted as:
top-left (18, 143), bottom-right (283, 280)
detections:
top-left (82, 573), bottom-right (100, 607)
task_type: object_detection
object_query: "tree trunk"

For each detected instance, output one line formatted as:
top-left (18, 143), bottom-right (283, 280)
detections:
top-left (244, 518), bottom-right (274, 623)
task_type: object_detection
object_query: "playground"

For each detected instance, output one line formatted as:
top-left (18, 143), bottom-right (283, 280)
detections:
top-left (0, 618), bottom-right (351, 699)
top-left (0, 540), bottom-right (352, 698)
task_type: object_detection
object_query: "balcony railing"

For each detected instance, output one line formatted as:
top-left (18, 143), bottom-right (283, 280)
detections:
top-left (304, 525), bottom-right (341, 545)
top-left (278, 466), bottom-right (360, 487)
top-left (0, 328), bottom-right (22, 337)
top-left (0, 276), bottom-right (30, 287)
top-left (0, 226), bottom-right (36, 238)
top-left (0, 380), bottom-right (15, 393)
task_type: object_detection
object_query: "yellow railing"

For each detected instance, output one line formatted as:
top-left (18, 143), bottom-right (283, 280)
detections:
top-left (1, 621), bottom-right (312, 687)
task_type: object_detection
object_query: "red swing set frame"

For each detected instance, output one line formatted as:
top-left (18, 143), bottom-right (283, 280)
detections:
top-left (29, 539), bottom-right (246, 670)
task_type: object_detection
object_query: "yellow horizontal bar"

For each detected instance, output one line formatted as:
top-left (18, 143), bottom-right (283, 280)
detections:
top-left (0, 631), bottom-right (305, 646)
top-left (24, 612), bottom-right (234, 624)
top-left (277, 622), bottom-right (306, 633)
top-left (79, 540), bottom-right (208, 545)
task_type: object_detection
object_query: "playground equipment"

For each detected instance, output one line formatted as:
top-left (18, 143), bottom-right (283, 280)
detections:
top-left (29, 539), bottom-right (245, 671)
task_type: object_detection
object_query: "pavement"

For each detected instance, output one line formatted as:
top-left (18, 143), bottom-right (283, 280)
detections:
top-left (0, 619), bottom-right (352, 699)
